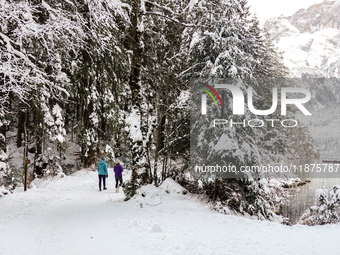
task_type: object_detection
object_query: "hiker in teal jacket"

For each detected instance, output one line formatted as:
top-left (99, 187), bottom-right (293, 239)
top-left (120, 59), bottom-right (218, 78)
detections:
top-left (97, 157), bottom-right (108, 191)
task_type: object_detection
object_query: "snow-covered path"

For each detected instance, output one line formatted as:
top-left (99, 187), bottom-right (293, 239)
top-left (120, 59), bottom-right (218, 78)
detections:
top-left (1, 170), bottom-right (340, 255)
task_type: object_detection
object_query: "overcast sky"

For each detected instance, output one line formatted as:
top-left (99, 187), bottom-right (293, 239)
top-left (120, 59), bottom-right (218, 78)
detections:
top-left (247, 0), bottom-right (326, 24)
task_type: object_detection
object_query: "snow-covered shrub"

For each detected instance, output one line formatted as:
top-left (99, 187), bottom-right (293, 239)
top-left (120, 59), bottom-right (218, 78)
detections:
top-left (0, 139), bottom-right (20, 192)
top-left (0, 133), bottom-right (11, 191)
top-left (35, 150), bottom-right (65, 178)
top-left (202, 178), bottom-right (277, 220)
top-left (105, 144), bottom-right (116, 168)
top-left (299, 183), bottom-right (340, 225)
top-left (122, 180), bottom-right (136, 201)
top-left (123, 169), bottom-right (150, 200)
top-left (76, 126), bottom-right (99, 167)
top-left (330, 185), bottom-right (340, 206)
top-left (0, 149), bottom-right (11, 188)
top-left (0, 185), bottom-right (10, 197)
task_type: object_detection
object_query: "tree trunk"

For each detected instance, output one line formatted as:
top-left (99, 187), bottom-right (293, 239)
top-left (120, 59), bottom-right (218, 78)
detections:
top-left (129, 0), bottom-right (142, 104)
top-left (16, 111), bottom-right (25, 148)
top-left (34, 108), bottom-right (44, 176)
top-left (0, 127), bottom-right (6, 153)
top-left (128, 0), bottom-right (144, 196)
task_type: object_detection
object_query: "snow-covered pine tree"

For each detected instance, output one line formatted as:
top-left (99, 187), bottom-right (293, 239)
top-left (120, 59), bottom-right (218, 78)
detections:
top-left (139, 0), bottom-right (191, 185)
top-left (250, 15), bottom-right (288, 78)
top-left (299, 182), bottom-right (340, 225)
top-left (0, 0), bottom-right (84, 176)
top-left (285, 123), bottom-right (320, 158)
top-left (186, 0), bottom-right (287, 169)
top-left (122, 0), bottom-right (193, 197)
top-left (181, 0), bottom-right (293, 218)
top-left (63, 0), bottom-right (129, 167)
top-left (182, 0), bottom-right (260, 78)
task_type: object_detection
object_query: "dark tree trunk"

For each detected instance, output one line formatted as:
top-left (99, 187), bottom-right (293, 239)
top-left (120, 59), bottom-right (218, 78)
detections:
top-left (129, 0), bottom-right (142, 105)
top-left (34, 108), bottom-right (44, 176)
top-left (0, 126), bottom-right (6, 153)
top-left (16, 111), bottom-right (25, 148)
top-left (128, 0), bottom-right (144, 195)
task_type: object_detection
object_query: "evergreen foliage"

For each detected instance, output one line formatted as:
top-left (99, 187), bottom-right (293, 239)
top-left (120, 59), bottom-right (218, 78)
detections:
top-left (0, 0), bottom-right (317, 220)
top-left (299, 183), bottom-right (340, 225)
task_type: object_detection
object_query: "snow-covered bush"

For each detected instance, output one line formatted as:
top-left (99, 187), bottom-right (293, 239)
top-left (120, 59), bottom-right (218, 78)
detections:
top-left (104, 144), bottom-right (116, 168)
top-left (201, 178), bottom-right (278, 220)
top-left (0, 135), bottom-right (20, 192)
top-left (0, 134), bottom-right (10, 190)
top-left (0, 149), bottom-right (11, 188)
top-left (299, 183), bottom-right (340, 225)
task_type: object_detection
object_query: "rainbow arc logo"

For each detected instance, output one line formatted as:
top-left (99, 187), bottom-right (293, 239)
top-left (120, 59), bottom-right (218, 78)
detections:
top-left (198, 82), bottom-right (222, 107)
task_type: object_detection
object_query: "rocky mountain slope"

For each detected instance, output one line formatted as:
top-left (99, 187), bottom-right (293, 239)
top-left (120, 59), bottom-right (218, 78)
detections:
top-left (264, 0), bottom-right (340, 153)
top-left (264, 0), bottom-right (340, 78)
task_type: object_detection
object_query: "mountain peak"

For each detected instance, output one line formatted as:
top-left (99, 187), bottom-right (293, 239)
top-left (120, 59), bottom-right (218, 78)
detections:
top-left (264, 0), bottom-right (340, 78)
top-left (265, 0), bottom-right (340, 34)
top-left (289, 0), bottom-right (340, 33)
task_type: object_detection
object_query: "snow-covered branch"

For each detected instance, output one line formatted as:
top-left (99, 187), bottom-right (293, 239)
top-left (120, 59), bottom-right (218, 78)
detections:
top-left (143, 12), bottom-right (194, 27)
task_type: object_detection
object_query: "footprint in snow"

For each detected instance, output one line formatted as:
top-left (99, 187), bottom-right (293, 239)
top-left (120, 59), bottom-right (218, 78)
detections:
top-left (150, 224), bottom-right (162, 233)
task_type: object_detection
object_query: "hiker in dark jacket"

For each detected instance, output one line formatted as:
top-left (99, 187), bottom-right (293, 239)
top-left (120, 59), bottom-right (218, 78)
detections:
top-left (97, 157), bottom-right (108, 191)
top-left (114, 160), bottom-right (123, 193)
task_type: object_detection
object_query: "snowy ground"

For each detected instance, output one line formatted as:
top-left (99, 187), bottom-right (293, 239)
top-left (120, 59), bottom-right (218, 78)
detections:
top-left (1, 170), bottom-right (340, 255)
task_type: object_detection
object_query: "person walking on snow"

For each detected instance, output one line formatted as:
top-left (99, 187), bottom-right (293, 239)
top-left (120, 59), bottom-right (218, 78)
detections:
top-left (97, 157), bottom-right (108, 191)
top-left (114, 160), bottom-right (123, 193)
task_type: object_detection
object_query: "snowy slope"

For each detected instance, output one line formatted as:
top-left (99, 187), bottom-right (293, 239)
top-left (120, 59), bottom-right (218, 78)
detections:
top-left (1, 169), bottom-right (340, 255)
